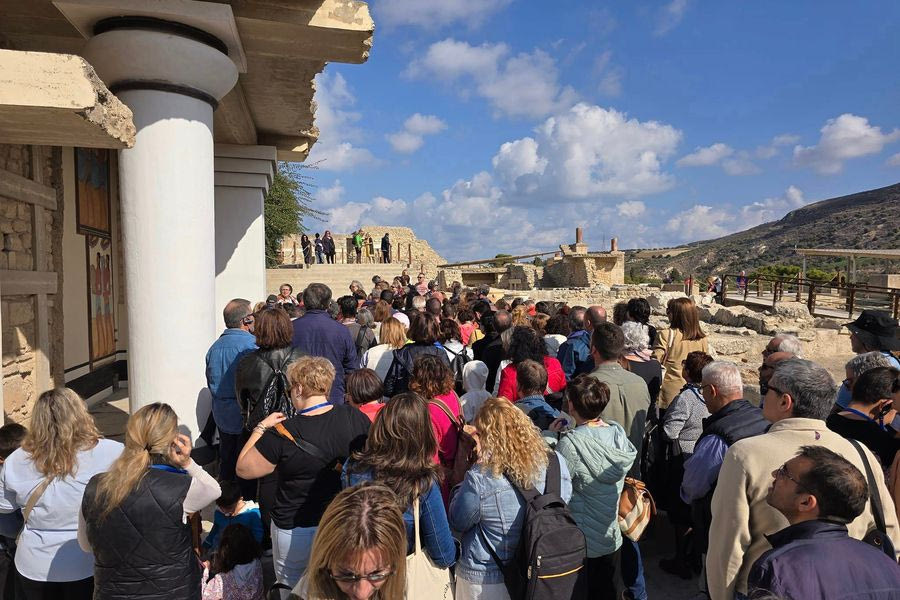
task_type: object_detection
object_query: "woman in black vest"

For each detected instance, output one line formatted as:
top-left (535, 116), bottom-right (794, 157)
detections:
top-left (79, 403), bottom-right (221, 600)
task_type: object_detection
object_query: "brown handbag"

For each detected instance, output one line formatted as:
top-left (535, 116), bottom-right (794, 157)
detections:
top-left (618, 476), bottom-right (656, 541)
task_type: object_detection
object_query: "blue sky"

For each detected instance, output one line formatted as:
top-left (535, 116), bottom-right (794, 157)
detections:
top-left (304, 0), bottom-right (900, 261)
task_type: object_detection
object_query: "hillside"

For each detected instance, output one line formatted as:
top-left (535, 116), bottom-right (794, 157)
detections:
top-left (629, 182), bottom-right (900, 280)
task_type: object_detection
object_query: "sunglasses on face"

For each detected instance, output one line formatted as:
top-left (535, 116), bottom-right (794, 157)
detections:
top-left (775, 463), bottom-right (811, 493)
top-left (329, 568), bottom-right (393, 584)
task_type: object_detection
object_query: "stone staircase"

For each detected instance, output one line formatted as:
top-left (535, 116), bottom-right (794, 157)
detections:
top-left (265, 263), bottom-right (416, 299)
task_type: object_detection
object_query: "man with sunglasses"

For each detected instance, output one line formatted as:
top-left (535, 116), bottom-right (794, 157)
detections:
top-left (748, 446), bottom-right (900, 599)
top-left (707, 358), bottom-right (900, 600)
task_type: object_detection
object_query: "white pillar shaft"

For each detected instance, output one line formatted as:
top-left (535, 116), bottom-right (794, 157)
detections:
top-left (118, 89), bottom-right (216, 436)
top-left (215, 187), bottom-right (266, 310)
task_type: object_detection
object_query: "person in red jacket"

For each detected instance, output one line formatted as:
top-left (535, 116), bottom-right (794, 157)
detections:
top-left (497, 326), bottom-right (566, 401)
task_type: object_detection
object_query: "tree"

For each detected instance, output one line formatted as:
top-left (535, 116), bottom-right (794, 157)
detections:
top-left (492, 253), bottom-right (514, 267)
top-left (532, 256), bottom-right (543, 266)
top-left (669, 267), bottom-right (682, 282)
top-left (264, 162), bottom-right (326, 267)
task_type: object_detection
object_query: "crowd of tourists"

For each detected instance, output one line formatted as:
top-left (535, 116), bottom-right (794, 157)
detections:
top-left (295, 230), bottom-right (393, 265)
top-left (0, 273), bottom-right (899, 600)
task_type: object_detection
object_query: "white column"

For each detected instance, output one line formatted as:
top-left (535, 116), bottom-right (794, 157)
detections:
top-left (214, 145), bottom-right (276, 311)
top-left (80, 22), bottom-right (239, 437)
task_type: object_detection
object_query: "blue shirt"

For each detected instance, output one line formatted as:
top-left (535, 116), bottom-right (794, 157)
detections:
top-left (205, 329), bottom-right (257, 434)
top-left (680, 434), bottom-right (729, 503)
top-left (749, 520), bottom-right (900, 600)
top-left (291, 310), bottom-right (358, 405)
top-left (202, 501), bottom-right (264, 551)
top-left (514, 394), bottom-right (560, 431)
top-left (557, 330), bottom-right (594, 381)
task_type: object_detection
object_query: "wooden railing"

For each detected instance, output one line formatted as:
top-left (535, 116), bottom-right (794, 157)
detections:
top-left (719, 273), bottom-right (900, 319)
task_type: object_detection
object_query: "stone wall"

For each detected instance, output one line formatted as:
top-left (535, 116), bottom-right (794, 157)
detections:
top-left (281, 226), bottom-right (446, 276)
top-left (0, 143), bottom-right (63, 421)
top-left (542, 252), bottom-right (625, 287)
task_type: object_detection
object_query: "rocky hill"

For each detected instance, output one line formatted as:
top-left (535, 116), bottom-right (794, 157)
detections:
top-left (630, 182), bottom-right (900, 279)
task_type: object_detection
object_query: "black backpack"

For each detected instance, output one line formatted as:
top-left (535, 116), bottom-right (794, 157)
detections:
top-left (446, 344), bottom-right (471, 395)
top-left (244, 353), bottom-right (297, 429)
top-left (478, 453), bottom-right (587, 600)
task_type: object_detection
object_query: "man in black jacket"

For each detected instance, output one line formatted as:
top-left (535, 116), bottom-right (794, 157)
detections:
top-left (472, 310), bottom-right (511, 393)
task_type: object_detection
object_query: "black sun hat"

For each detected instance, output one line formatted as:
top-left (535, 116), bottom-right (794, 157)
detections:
top-left (844, 309), bottom-right (900, 351)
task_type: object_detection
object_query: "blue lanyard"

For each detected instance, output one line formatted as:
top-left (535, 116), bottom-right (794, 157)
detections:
top-left (842, 407), bottom-right (887, 431)
top-left (150, 464), bottom-right (187, 474)
top-left (299, 402), bottom-right (330, 415)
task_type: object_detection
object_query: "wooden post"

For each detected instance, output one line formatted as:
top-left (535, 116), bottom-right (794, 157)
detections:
top-left (772, 280), bottom-right (779, 308)
top-left (847, 284), bottom-right (856, 317)
top-left (30, 145), bottom-right (51, 396)
top-left (892, 292), bottom-right (900, 320)
top-left (795, 273), bottom-right (801, 303)
top-left (807, 282), bottom-right (817, 315)
top-left (756, 277), bottom-right (762, 298)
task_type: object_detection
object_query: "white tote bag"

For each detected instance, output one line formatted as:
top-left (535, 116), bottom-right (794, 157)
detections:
top-left (405, 497), bottom-right (453, 600)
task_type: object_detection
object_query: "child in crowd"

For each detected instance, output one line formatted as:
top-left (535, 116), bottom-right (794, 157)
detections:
top-left (459, 360), bottom-right (492, 423)
top-left (202, 481), bottom-right (263, 554)
top-left (201, 524), bottom-right (264, 600)
top-left (0, 423), bottom-right (26, 600)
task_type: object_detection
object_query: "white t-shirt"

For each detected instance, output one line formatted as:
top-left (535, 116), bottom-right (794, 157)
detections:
top-left (0, 438), bottom-right (123, 581)
top-left (361, 344), bottom-right (397, 381)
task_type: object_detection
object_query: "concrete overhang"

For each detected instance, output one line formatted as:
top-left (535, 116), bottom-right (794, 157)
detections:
top-left (0, 49), bottom-right (135, 148)
top-left (0, 0), bottom-right (374, 162)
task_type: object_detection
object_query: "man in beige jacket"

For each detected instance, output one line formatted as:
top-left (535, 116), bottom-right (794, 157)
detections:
top-left (707, 358), bottom-right (900, 600)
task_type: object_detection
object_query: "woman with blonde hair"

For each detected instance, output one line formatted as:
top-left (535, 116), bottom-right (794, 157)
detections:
top-left (237, 356), bottom-right (370, 588)
top-left (293, 482), bottom-right (407, 600)
top-left (0, 388), bottom-right (122, 599)
top-left (449, 398), bottom-right (572, 600)
top-left (79, 402), bottom-right (220, 600)
top-left (652, 297), bottom-right (709, 409)
top-left (361, 316), bottom-right (407, 381)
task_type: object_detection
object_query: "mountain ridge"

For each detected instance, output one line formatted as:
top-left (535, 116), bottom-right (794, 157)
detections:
top-left (629, 182), bottom-right (900, 279)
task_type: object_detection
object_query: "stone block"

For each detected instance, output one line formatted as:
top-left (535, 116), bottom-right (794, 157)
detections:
top-left (711, 336), bottom-right (751, 356)
top-left (0, 220), bottom-right (11, 234)
top-left (7, 300), bottom-right (33, 326)
top-left (16, 203), bottom-right (29, 220)
top-left (15, 252), bottom-right (33, 270)
top-left (0, 199), bottom-right (16, 219)
top-left (12, 219), bottom-right (28, 233)
top-left (14, 323), bottom-right (34, 352)
top-left (772, 302), bottom-right (813, 322)
top-left (814, 317), bottom-right (843, 330)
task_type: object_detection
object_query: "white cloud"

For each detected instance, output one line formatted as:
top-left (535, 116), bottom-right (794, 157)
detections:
top-left (887, 152), bottom-right (900, 167)
top-left (755, 134), bottom-right (800, 159)
top-left (315, 180), bottom-right (345, 208)
top-left (593, 51), bottom-right (624, 97)
top-left (308, 73), bottom-right (378, 171)
top-left (375, 0), bottom-right (512, 29)
top-left (665, 204), bottom-right (733, 240)
top-left (677, 143), bottom-right (759, 175)
top-left (406, 39), bottom-right (578, 118)
top-left (491, 137), bottom-right (547, 193)
top-left (793, 113), bottom-right (900, 174)
top-left (524, 103), bottom-right (682, 199)
top-left (739, 185), bottom-right (807, 226)
top-left (655, 0), bottom-right (691, 36)
top-left (386, 113), bottom-right (447, 153)
top-left (676, 142), bottom-right (733, 167)
top-left (617, 200), bottom-right (646, 218)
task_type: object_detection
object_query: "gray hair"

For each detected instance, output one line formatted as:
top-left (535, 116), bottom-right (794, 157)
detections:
top-left (223, 298), bottom-right (251, 328)
top-left (846, 351), bottom-right (893, 378)
top-left (350, 280), bottom-right (364, 291)
top-left (356, 308), bottom-right (374, 329)
top-left (769, 358), bottom-right (836, 420)
top-left (702, 361), bottom-right (743, 395)
top-left (773, 333), bottom-right (803, 357)
top-left (303, 283), bottom-right (332, 310)
top-left (501, 327), bottom-right (515, 353)
top-left (621, 321), bottom-right (650, 353)
top-left (412, 295), bottom-right (427, 311)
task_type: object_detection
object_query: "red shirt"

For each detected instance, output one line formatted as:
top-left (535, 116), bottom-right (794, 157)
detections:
top-left (358, 402), bottom-right (384, 423)
top-left (427, 391), bottom-right (461, 506)
top-left (497, 356), bottom-right (567, 401)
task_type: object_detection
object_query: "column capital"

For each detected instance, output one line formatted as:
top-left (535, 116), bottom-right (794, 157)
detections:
top-left (214, 144), bottom-right (277, 195)
top-left (57, 0), bottom-right (244, 106)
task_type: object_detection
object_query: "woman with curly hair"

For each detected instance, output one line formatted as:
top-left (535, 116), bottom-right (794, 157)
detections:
top-left (496, 326), bottom-right (566, 401)
top-left (408, 355), bottom-right (461, 503)
top-left (449, 398), bottom-right (572, 600)
top-left (343, 393), bottom-right (456, 567)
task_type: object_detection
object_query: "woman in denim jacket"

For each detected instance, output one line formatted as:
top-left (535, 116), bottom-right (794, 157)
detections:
top-left (343, 392), bottom-right (457, 568)
top-left (449, 397), bottom-right (572, 600)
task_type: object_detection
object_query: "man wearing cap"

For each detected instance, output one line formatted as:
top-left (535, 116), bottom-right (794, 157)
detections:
top-left (835, 310), bottom-right (900, 409)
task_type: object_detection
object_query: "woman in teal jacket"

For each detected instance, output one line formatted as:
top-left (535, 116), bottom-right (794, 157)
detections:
top-left (549, 374), bottom-right (636, 600)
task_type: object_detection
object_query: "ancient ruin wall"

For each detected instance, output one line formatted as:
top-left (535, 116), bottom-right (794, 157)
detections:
top-left (1, 143), bottom-right (63, 421)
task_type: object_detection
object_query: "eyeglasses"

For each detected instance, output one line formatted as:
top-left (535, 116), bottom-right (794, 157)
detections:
top-left (329, 569), bottom-right (393, 584)
top-left (767, 384), bottom-right (787, 396)
top-left (776, 463), bottom-right (811, 493)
